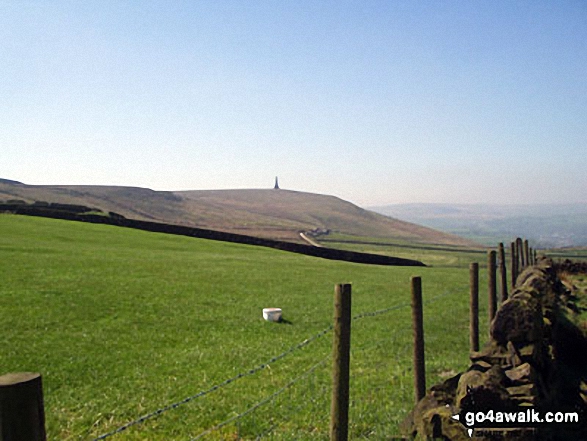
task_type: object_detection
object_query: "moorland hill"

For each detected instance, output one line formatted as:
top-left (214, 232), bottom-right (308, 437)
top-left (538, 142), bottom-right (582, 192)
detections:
top-left (0, 180), bottom-right (477, 247)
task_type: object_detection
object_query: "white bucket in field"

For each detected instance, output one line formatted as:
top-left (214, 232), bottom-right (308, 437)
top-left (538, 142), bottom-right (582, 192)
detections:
top-left (263, 307), bottom-right (282, 322)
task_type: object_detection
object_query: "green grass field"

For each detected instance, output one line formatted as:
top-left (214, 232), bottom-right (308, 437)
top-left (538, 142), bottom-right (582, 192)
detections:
top-left (1, 215), bottom-right (491, 440)
top-left (317, 232), bottom-right (487, 268)
top-left (543, 248), bottom-right (587, 261)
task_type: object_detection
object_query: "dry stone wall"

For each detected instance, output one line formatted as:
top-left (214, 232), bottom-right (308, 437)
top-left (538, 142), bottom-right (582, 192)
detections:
top-left (402, 258), bottom-right (587, 440)
top-left (0, 203), bottom-right (425, 267)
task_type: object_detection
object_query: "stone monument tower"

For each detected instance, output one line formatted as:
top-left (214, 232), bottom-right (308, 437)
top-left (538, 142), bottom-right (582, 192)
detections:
top-left (274, 176), bottom-right (280, 189)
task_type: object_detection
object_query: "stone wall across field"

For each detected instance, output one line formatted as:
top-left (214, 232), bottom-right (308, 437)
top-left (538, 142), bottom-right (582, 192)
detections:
top-left (402, 259), bottom-right (587, 440)
top-left (0, 204), bottom-right (426, 267)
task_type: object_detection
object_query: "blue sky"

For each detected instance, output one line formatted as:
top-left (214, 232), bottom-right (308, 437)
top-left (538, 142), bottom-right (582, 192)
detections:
top-left (1, 1), bottom-right (586, 206)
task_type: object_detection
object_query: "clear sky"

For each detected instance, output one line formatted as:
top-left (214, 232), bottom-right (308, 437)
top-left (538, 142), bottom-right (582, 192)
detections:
top-left (1, 1), bottom-right (586, 207)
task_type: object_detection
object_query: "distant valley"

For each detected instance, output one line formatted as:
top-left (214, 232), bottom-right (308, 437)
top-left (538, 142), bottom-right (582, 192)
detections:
top-left (370, 203), bottom-right (587, 248)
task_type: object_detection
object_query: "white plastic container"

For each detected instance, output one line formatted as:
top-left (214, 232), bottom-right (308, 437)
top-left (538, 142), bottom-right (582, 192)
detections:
top-left (263, 307), bottom-right (282, 322)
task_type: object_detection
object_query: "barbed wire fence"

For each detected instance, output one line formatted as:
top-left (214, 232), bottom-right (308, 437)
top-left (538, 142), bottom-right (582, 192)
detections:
top-left (90, 324), bottom-right (334, 441)
top-left (85, 284), bottom-right (466, 441)
top-left (345, 286), bottom-right (467, 439)
top-left (189, 356), bottom-right (330, 440)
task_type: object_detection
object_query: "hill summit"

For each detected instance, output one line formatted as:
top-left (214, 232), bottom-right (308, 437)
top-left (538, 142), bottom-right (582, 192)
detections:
top-left (0, 180), bottom-right (477, 247)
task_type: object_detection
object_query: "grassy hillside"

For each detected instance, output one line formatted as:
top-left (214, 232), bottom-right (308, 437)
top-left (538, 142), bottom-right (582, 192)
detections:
top-left (1, 214), bottom-right (485, 440)
top-left (315, 232), bottom-right (487, 268)
top-left (176, 189), bottom-right (479, 246)
top-left (0, 180), bottom-right (478, 247)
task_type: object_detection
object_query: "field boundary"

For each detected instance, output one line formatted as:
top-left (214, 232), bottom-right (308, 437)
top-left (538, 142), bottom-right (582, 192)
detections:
top-left (1, 280), bottom-right (462, 441)
top-left (0, 205), bottom-right (425, 267)
top-left (320, 237), bottom-right (486, 254)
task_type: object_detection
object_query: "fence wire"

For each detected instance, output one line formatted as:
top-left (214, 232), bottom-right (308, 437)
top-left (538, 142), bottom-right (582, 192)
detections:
top-left (352, 286), bottom-right (464, 322)
top-left (352, 302), bottom-right (410, 321)
top-left (188, 356), bottom-right (329, 440)
top-left (91, 325), bottom-right (333, 440)
top-left (91, 286), bottom-right (464, 440)
top-left (349, 287), bottom-right (463, 331)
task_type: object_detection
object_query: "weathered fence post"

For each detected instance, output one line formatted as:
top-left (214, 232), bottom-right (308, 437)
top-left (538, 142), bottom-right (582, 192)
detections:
top-left (488, 250), bottom-right (497, 326)
top-left (469, 263), bottom-right (479, 352)
top-left (510, 241), bottom-right (517, 289)
top-left (330, 283), bottom-right (352, 441)
top-left (524, 240), bottom-right (530, 268)
top-left (0, 372), bottom-right (46, 441)
top-left (498, 243), bottom-right (508, 303)
top-left (411, 276), bottom-right (426, 403)
top-left (516, 238), bottom-right (525, 270)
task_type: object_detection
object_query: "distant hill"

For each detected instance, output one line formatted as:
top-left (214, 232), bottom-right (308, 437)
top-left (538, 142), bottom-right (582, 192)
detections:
top-left (0, 180), bottom-right (477, 247)
top-left (370, 203), bottom-right (587, 248)
top-left (0, 178), bottom-right (24, 185)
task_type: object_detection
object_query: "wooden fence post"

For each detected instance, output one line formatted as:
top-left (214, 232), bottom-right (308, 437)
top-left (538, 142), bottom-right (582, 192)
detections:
top-left (488, 250), bottom-right (497, 326)
top-left (469, 263), bottom-right (479, 353)
top-left (516, 238), bottom-right (525, 270)
top-left (510, 241), bottom-right (517, 289)
top-left (411, 276), bottom-right (426, 403)
top-left (524, 240), bottom-right (530, 268)
top-left (498, 243), bottom-right (508, 303)
top-left (330, 283), bottom-right (352, 441)
top-left (0, 372), bottom-right (46, 441)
